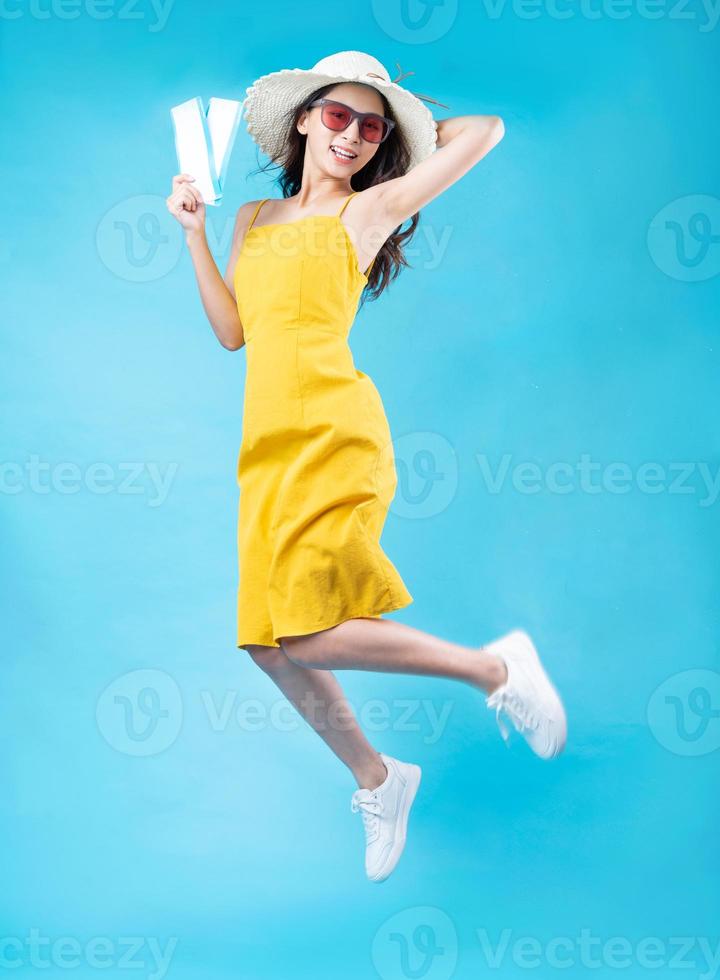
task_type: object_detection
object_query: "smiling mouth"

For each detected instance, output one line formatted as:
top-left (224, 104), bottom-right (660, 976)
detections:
top-left (330, 144), bottom-right (357, 161)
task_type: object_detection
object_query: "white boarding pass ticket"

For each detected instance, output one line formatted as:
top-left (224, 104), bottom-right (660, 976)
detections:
top-left (170, 96), bottom-right (243, 206)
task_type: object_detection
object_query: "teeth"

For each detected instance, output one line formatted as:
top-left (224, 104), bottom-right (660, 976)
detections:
top-left (331, 145), bottom-right (356, 159)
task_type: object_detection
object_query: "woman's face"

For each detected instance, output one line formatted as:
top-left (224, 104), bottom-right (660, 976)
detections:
top-left (299, 83), bottom-right (387, 176)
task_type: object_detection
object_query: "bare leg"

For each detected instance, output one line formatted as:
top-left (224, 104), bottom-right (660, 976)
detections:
top-left (279, 617), bottom-right (509, 690)
top-left (245, 644), bottom-right (389, 790)
top-left (243, 623), bottom-right (507, 791)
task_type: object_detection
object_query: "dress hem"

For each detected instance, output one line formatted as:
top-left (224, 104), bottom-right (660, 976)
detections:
top-left (237, 593), bottom-right (414, 651)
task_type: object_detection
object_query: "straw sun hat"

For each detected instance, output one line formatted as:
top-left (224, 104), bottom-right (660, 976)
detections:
top-left (242, 50), bottom-right (448, 171)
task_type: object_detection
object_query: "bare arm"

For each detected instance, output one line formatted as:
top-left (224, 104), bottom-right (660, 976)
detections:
top-left (166, 174), bottom-right (252, 351)
top-left (184, 227), bottom-right (245, 351)
top-left (350, 114), bottom-right (505, 244)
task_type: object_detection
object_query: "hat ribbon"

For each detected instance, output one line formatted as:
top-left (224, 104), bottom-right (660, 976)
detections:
top-left (365, 63), bottom-right (450, 110)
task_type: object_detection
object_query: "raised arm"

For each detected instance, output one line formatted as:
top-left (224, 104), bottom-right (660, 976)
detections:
top-left (355, 114), bottom-right (505, 234)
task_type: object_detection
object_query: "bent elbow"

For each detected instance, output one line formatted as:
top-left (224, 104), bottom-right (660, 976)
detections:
top-left (469, 115), bottom-right (505, 160)
top-left (490, 115), bottom-right (505, 144)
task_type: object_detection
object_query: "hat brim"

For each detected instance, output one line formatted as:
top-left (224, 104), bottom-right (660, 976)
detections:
top-left (242, 66), bottom-right (438, 171)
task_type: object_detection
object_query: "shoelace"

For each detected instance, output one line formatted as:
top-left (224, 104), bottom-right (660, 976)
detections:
top-left (351, 790), bottom-right (384, 844)
top-left (486, 686), bottom-right (541, 744)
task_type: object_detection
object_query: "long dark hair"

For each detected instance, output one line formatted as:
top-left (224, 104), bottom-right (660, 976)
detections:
top-left (248, 82), bottom-right (420, 305)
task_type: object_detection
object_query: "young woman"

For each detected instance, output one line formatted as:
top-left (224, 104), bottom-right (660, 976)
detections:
top-left (167, 50), bottom-right (567, 883)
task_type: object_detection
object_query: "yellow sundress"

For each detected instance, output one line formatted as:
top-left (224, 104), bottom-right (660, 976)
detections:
top-left (233, 189), bottom-right (413, 650)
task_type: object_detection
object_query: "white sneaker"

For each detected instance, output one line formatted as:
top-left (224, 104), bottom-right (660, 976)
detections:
top-left (484, 629), bottom-right (567, 759)
top-left (350, 753), bottom-right (422, 882)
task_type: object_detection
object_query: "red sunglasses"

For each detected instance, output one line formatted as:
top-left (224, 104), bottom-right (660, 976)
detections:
top-left (307, 98), bottom-right (396, 145)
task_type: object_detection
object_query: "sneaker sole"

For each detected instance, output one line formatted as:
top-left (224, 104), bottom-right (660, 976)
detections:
top-left (369, 763), bottom-right (422, 883)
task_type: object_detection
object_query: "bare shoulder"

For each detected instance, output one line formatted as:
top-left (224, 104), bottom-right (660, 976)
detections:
top-left (223, 200), bottom-right (266, 293)
top-left (232, 199), bottom-right (265, 240)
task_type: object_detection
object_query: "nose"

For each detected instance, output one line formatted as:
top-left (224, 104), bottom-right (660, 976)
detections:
top-left (341, 117), bottom-right (362, 143)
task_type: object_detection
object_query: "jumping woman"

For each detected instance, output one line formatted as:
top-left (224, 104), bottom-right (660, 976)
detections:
top-left (166, 50), bottom-right (567, 883)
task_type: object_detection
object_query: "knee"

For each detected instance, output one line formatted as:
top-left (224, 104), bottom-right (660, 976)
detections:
top-left (244, 644), bottom-right (290, 674)
top-left (280, 632), bottom-right (325, 667)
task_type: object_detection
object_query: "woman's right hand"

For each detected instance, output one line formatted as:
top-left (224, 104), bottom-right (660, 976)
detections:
top-left (166, 174), bottom-right (206, 234)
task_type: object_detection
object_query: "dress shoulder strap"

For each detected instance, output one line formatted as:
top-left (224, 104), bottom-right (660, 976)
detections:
top-left (336, 190), bottom-right (358, 218)
top-left (247, 198), bottom-right (269, 232)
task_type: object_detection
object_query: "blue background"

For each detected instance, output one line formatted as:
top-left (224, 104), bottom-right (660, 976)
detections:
top-left (2, 0), bottom-right (719, 977)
